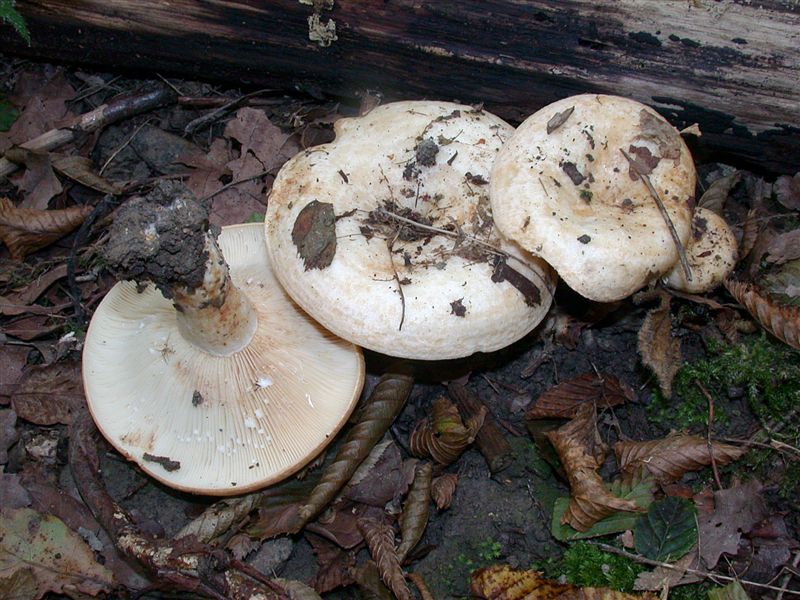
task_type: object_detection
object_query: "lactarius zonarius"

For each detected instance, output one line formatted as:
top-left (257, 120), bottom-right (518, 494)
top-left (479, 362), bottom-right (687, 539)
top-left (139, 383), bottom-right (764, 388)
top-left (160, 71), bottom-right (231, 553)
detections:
top-left (663, 207), bottom-right (738, 294)
top-left (491, 94), bottom-right (696, 302)
top-left (265, 100), bottom-right (555, 360)
top-left (83, 182), bottom-right (364, 495)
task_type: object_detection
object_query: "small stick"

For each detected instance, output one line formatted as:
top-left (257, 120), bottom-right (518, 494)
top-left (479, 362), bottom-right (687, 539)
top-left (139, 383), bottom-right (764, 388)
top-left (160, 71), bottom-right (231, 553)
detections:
top-left (591, 543), bottom-right (800, 596)
top-left (776, 550), bottom-right (800, 600)
top-left (99, 118), bottom-right (152, 175)
top-left (620, 148), bottom-right (692, 282)
top-left (183, 88), bottom-right (276, 135)
top-left (695, 380), bottom-right (722, 489)
top-left (0, 85), bottom-right (176, 179)
top-left (447, 382), bottom-right (514, 473)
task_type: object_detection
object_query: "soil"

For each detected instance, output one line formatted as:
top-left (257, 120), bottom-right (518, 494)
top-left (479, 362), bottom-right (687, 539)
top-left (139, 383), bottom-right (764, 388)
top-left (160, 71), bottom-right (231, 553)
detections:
top-left (0, 54), bottom-right (798, 600)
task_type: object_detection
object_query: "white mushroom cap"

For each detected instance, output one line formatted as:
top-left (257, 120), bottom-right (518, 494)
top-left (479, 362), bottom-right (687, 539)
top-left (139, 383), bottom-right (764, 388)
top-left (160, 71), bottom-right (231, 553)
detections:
top-left (490, 94), bottom-right (696, 302)
top-left (265, 101), bottom-right (555, 360)
top-left (664, 207), bottom-right (738, 293)
top-left (83, 224), bottom-right (364, 495)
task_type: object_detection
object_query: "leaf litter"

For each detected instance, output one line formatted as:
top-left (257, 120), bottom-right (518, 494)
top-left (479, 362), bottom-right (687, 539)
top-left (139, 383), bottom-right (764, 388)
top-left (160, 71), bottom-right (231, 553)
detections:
top-left (0, 58), bottom-right (798, 600)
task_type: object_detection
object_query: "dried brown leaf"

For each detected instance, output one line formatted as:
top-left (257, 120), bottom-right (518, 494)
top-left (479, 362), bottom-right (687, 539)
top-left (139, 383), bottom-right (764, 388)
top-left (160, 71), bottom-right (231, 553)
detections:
top-left (471, 564), bottom-right (656, 599)
top-left (1, 409), bottom-right (18, 464)
top-left (774, 172), bottom-right (800, 210)
top-left (526, 373), bottom-right (633, 420)
top-left (697, 171), bottom-right (740, 215)
top-left (615, 433), bottom-right (746, 484)
top-left (637, 294), bottom-right (681, 397)
top-left (547, 404), bottom-right (643, 531)
top-left (409, 396), bottom-right (485, 466)
top-left (11, 361), bottom-right (83, 425)
top-left (357, 517), bottom-right (412, 600)
top-left (634, 550), bottom-right (702, 591)
top-left (344, 440), bottom-right (414, 507)
top-left (350, 560), bottom-right (394, 600)
top-left (725, 279), bottom-right (800, 349)
top-left (6, 147), bottom-right (63, 210)
top-left (51, 154), bottom-right (122, 194)
top-left (740, 209), bottom-right (759, 260)
top-left (224, 107), bottom-right (292, 172)
top-left (307, 533), bottom-right (356, 594)
top-left (431, 473), bottom-right (458, 510)
top-left (765, 230), bottom-right (800, 265)
top-left (298, 374), bottom-right (413, 524)
top-left (397, 461), bottom-right (433, 562)
top-left (0, 197), bottom-right (92, 259)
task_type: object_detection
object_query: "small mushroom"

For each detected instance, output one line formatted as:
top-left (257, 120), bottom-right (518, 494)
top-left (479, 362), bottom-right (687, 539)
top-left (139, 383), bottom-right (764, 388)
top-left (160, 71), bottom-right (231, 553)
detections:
top-left (490, 94), bottom-right (696, 302)
top-left (83, 183), bottom-right (364, 495)
top-left (265, 100), bottom-right (555, 359)
top-left (663, 207), bottom-right (738, 293)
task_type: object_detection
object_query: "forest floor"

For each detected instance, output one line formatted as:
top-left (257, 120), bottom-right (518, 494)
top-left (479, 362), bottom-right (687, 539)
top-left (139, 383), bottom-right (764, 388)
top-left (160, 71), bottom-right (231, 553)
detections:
top-left (1, 57), bottom-right (799, 600)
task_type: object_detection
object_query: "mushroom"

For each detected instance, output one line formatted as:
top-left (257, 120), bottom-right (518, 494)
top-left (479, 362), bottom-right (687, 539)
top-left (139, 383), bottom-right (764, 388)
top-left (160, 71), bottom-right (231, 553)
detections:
top-left (265, 101), bottom-right (556, 360)
top-left (83, 183), bottom-right (364, 495)
top-left (490, 94), bottom-right (696, 302)
top-left (663, 207), bottom-right (738, 293)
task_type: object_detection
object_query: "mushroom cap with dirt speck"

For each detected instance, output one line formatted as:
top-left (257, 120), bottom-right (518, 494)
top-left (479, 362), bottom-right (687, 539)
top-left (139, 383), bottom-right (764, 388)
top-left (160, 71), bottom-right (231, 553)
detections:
top-left (82, 223), bottom-right (364, 496)
top-left (490, 94), bottom-right (696, 302)
top-left (265, 100), bottom-right (556, 360)
top-left (664, 207), bottom-right (738, 294)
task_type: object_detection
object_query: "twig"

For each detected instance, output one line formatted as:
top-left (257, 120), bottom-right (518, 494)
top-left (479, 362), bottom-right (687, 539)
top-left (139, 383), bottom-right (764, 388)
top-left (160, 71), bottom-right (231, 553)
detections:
top-left (695, 380), bottom-right (722, 489)
top-left (620, 148), bottom-right (692, 282)
top-left (776, 550), bottom-right (800, 600)
top-left (719, 437), bottom-right (800, 459)
top-left (184, 88), bottom-right (276, 135)
top-left (386, 233), bottom-right (406, 331)
top-left (100, 118), bottom-right (152, 175)
top-left (591, 543), bottom-right (800, 596)
top-left (199, 169), bottom-right (272, 203)
top-left (0, 84), bottom-right (176, 179)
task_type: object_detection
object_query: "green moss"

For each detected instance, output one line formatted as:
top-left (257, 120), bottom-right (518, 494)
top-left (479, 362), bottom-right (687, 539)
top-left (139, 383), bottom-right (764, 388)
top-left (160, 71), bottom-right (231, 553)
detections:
top-left (561, 543), bottom-right (642, 592)
top-left (649, 335), bottom-right (800, 432)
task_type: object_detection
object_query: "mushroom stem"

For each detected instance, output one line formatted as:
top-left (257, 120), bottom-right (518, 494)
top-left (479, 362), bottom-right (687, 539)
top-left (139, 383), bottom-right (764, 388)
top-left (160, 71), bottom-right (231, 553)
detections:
top-left (172, 232), bottom-right (258, 356)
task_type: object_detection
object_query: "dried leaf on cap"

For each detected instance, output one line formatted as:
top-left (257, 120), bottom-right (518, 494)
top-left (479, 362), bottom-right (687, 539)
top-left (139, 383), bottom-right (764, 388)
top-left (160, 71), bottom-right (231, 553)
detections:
top-left (725, 279), bottom-right (800, 349)
top-left (409, 396), bottom-right (485, 466)
top-left (615, 433), bottom-right (746, 484)
top-left (526, 372), bottom-right (633, 420)
top-left (637, 293), bottom-right (681, 397)
top-left (546, 404), bottom-right (643, 532)
top-left (0, 197), bottom-right (92, 259)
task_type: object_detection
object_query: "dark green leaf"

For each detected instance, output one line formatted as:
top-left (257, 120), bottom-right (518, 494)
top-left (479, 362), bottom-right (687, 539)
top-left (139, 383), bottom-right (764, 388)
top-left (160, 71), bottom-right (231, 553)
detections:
top-left (708, 581), bottom-right (751, 600)
top-left (0, 99), bottom-right (18, 132)
top-left (551, 469), bottom-right (655, 541)
top-left (634, 497), bottom-right (697, 562)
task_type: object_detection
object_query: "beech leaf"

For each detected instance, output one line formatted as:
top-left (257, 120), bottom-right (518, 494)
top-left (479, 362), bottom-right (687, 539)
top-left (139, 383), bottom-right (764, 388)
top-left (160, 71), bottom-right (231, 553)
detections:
top-left (615, 433), bottom-right (746, 484)
top-left (357, 518), bottom-right (412, 600)
top-left (551, 468), bottom-right (656, 540)
top-left (634, 497), bottom-right (697, 562)
top-left (697, 171), bottom-right (741, 215)
top-left (725, 279), bottom-right (800, 349)
top-left (0, 197), bottom-right (92, 259)
top-left (526, 373), bottom-right (633, 419)
top-left (0, 507), bottom-right (114, 598)
top-left (471, 565), bottom-right (656, 600)
top-left (51, 154), bottom-right (122, 194)
top-left (546, 404), bottom-right (643, 532)
top-left (298, 374), bottom-right (413, 524)
top-left (409, 396), bottom-right (485, 466)
top-left (11, 361), bottom-right (84, 425)
top-left (637, 294), bottom-right (681, 397)
top-left (397, 461), bottom-right (433, 561)
top-left (431, 473), bottom-right (458, 510)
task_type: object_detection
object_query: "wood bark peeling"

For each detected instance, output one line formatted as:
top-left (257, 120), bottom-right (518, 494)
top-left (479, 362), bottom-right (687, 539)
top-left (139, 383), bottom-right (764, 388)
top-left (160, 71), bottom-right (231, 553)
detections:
top-left (1, 1), bottom-right (798, 174)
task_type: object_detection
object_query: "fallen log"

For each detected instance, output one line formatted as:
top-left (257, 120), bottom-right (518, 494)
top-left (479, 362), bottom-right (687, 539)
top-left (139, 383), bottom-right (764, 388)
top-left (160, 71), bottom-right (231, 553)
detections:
top-left (2, 1), bottom-right (798, 174)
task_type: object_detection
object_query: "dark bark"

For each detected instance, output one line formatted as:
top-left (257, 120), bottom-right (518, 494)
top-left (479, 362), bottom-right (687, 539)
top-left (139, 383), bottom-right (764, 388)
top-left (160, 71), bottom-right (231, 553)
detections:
top-left (2, 1), bottom-right (798, 174)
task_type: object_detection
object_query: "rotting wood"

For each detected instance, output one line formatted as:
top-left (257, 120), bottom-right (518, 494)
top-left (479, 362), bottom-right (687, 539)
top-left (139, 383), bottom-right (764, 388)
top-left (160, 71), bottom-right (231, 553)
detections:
top-left (2, 1), bottom-right (799, 174)
top-left (447, 381), bottom-right (514, 474)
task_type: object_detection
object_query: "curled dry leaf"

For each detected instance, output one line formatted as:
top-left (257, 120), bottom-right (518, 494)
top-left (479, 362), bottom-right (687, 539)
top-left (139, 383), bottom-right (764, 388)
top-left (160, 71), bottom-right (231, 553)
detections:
top-left (0, 197), bottom-right (92, 259)
top-left (397, 461), bottom-right (433, 562)
top-left (739, 208), bottom-right (759, 260)
top-left (431, 473), bottom-right (458, 510)
top-left (724, 279), bottom-right (800, 349)
top-left (615, 433), bottom-right (746, 484)
top-left (357, 517), bottom-right (412, 600)
top-left (409, 396), bottom-right (485, 466)
top-left (350, 560), bottom-right (394, 600)
top-left (526, 373), bottom-right (633, 420)
top-left (471, 565), bottom-right (656, 600)
top-left (637, 293), bottom-right (681, 397)
top-left (546, 404), bottom-right (643, 532)
top-left (697, 171), bottom-right (740, 215)
top-left (307, 532), bottom-right (356, 594)
top-left (298, 373), bottom-right (414, 523)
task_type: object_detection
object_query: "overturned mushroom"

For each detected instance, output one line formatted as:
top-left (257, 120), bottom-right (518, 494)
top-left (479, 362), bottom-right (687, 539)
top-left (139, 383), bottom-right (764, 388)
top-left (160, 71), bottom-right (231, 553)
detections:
top-left (265, 101), bottom-right (555, 359)
top-left (663, 207), bottom-right (738, 293)
top-left (83, 183), bottom-right (364, 495)
top-left (491, 94), bottom-right (696, 302)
